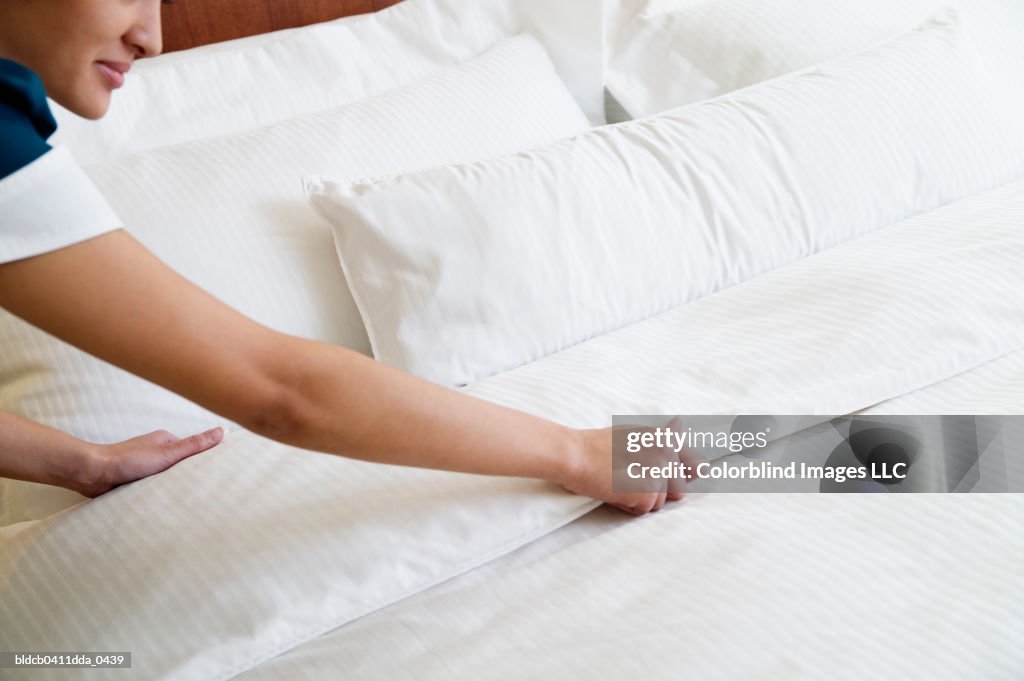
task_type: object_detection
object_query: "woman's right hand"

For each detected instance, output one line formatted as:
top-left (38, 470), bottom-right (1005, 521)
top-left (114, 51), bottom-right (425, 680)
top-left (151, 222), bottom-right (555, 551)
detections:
top-left (559, 425), bottom-right (689, 516)
top-left (0, 410), bottom-right (226, 500)
top-left (74, 427), bottom-right (226, 497)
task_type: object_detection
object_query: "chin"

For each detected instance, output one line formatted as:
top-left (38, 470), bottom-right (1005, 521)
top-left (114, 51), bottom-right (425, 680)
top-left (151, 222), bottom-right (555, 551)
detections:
top-left (60, 86), bottom-right (113, 120)
top-left (77, 93), bottom-right (113, 120)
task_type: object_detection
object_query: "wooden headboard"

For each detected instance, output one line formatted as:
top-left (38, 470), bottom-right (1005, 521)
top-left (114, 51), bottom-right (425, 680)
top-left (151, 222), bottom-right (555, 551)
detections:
top-left (161, 0), bottom-right (404, 53)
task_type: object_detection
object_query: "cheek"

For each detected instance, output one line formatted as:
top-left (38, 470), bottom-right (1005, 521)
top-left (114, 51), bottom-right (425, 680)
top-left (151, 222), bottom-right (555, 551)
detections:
top-left (43, 2), bottom-right (128, 117)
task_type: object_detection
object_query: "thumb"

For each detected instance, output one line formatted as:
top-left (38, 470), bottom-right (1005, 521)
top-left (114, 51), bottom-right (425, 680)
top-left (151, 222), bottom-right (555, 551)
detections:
top-left (162, 426), bottom-right (226, 464)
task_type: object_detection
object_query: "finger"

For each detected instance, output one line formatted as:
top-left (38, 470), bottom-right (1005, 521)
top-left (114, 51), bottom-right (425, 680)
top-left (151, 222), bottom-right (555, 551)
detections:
top-left (677, 444), bottom-right (700, 469)
top-left (667, 473), bottom-right (686, 500)
top-left (141, 429), bottom-right (178, 447)
top-left (162, 427), bottom-right (226, 464)
top-left (610, 499), bottom-right (651, 516)
top-left (652, 491), bottom-right (668, 512)
top-left (632, 497), bottom-right (656, 516)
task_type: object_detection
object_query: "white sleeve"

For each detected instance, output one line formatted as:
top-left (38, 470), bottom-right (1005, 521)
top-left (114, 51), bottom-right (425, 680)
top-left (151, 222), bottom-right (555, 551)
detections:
top-left (0, 146), bottom-right (122, 264)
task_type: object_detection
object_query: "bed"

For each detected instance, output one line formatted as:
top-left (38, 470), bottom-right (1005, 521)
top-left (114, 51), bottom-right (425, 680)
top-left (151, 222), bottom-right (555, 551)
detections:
top-left (2, 1), bottom-right (1022, 679)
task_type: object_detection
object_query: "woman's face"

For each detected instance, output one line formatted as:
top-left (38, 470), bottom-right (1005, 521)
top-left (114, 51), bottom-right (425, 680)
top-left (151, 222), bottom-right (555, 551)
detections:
top-left (0, 0), bottom-right (163, 119)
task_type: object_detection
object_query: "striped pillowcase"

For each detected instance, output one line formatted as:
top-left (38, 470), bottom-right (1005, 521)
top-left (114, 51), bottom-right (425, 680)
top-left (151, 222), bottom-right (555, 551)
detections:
top-left (606, 0), bottom-right (1023, 118)
top-left (52, 0), bottom-right (607, 165)
top-left (307, 11), bottom-right (1024, 387)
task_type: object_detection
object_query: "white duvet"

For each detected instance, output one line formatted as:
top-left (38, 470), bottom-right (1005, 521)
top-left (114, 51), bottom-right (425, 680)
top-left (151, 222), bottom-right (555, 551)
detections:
top-left (233, 350), bottom-right (1024, 681)
top-left (235, 494), bottom-right (1024, 681)
top-left (2, 179), bottom-right (1023, 680)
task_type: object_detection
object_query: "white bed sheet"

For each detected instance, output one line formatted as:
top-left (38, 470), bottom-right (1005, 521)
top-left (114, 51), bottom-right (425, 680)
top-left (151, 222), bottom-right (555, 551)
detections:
top-left (233, 347), bottom-right (1024, 681)
top-left (235, 492), bottom-right (1024, 681)
top-left (234, 178), bottom-right (1024, 679)
top-left (2, 178), bottom-right (1023, 680)
top-left (861, 348), bottom-right (1024, 415)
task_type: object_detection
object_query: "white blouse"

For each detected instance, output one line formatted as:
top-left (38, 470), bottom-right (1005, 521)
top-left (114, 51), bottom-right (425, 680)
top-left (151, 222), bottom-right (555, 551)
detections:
top-left (0, 146), bottom-right (121, 264)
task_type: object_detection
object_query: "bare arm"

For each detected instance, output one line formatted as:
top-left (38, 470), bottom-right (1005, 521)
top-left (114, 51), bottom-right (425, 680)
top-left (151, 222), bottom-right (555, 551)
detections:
top-left (0, 410), bottom-right (223, 497)
top-left (0, 231), bottom-right (678, 513)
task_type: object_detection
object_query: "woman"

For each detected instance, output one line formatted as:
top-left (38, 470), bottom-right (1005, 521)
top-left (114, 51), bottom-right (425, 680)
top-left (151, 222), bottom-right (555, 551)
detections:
top-left (0, 0), bottom-right (681, 514)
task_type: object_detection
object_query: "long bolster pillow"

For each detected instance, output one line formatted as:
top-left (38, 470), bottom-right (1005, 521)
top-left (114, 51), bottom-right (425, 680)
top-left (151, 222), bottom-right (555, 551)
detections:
top-left (307, 10), bottom-right (1024, 387)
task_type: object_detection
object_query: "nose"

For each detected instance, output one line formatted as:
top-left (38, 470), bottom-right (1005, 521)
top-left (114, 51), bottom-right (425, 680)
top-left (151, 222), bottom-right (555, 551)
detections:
top-left (125, 0), bottom-right (164, 59)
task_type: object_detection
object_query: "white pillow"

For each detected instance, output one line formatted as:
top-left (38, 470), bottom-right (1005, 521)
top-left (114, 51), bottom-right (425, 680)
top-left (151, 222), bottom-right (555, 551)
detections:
top-left (51, 0), bottom-right (606, 164)
top-left (606, 0), bottom-right (1024, 118)
top-left (0, 34), bottom-right (590, 522)
top-left (306, 11), bottom-right (1024, 387)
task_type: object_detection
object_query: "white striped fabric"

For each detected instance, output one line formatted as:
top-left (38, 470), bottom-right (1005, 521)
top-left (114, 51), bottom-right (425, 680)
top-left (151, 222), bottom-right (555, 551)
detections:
top-left (235, 347), bottom-right (1024, 677)
top-left (0, 34), bottom-right (591, 522)
top-left (607, 0), bottom-right (1024, 118)
top-left (50, 0), bottom-right (607, 165)
top-left (862, 349), bottom-right (1024, 415)
top-left (0, 432), bottom-right (598, 681)
top-left (308, 12), bottom-right (1024, 387)
top-left (460, 178), bottom-right (1024, 421)
top-left (231, 495), bottom-right (1024, 681)
top-left (2, 177), bottom-right (1023, 681)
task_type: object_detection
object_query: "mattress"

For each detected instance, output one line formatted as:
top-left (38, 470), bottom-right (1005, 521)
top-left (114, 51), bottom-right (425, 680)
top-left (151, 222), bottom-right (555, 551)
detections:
top-left (2, 177), bottom-right (1023, 679)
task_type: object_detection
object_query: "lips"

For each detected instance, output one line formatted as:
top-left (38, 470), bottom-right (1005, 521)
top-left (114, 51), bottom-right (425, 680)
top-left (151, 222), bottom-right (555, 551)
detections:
top-left (96, 61), bottom-right (130, 89)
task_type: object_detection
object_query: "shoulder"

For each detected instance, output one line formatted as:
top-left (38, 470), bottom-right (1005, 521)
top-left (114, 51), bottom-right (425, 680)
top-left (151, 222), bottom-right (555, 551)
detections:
top-left (0, 61), bottom-right (122, 265)
top-left (0, 59), bottom-right (58, 179)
